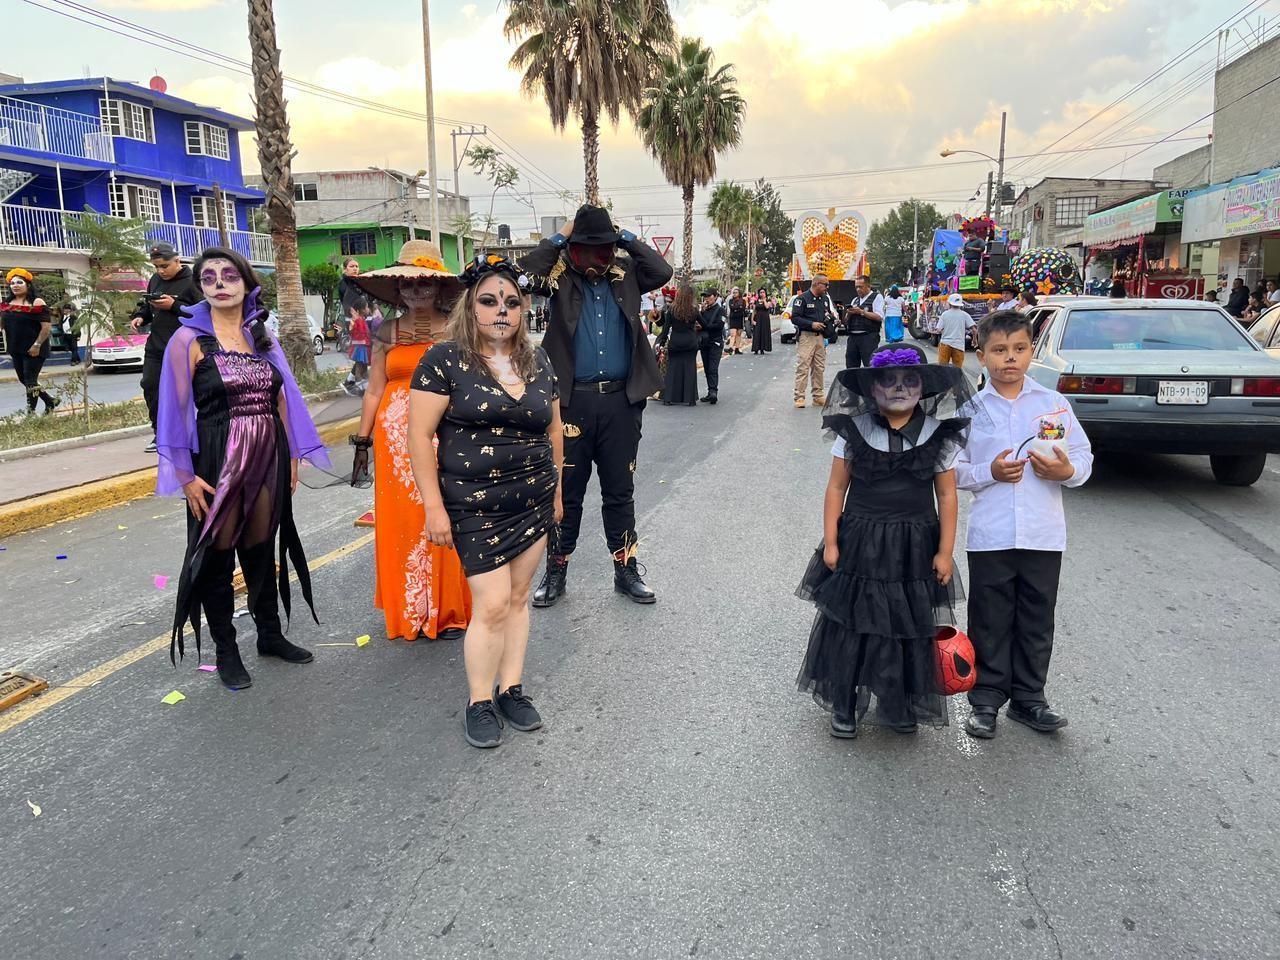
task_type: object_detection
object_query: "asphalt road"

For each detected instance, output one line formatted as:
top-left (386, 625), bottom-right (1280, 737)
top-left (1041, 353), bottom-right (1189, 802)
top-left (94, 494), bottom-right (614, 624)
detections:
top-left (2, 342), bottom-right (1278, 959)
top-left (0, 348), bottom-right (348, 417)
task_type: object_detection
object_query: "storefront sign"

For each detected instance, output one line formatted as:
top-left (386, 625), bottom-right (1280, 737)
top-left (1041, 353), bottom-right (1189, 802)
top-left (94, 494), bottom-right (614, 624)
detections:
top-left (1083, 189), bottom-right (1187, 247)
top-left (1184, 166), bottom-right (1280, 243)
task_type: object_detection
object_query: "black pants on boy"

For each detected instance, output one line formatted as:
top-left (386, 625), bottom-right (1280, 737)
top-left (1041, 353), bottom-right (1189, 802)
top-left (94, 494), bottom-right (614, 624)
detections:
top-left (140, 341), bottom-right (165, 433)
top-left (699, 341), bottom-right (721, 397)
top-left (845, 331), bottom-right (880, 368)
top-left (966, 549), bottom-right (1063, 709)
top-left (555, 386), bottom-right (643, 556)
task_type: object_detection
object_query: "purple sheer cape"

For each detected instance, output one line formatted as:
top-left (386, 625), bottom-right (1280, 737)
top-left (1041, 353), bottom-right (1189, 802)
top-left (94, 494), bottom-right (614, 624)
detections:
top-left (155, 301), bottom-right (331, 496)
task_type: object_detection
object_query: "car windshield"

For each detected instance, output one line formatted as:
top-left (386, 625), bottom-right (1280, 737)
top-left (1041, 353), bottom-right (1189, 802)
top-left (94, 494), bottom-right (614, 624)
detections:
top-left (1059, 308), bottom-right (1256, 352)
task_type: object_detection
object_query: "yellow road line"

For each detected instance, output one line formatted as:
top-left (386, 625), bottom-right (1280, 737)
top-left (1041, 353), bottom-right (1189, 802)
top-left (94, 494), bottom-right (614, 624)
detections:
top-left (0, 531), bottom-right (375, 735)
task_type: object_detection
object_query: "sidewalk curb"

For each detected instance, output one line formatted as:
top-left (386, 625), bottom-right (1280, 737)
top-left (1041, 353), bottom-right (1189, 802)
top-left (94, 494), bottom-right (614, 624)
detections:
top-left (0, 415), bottom-right (360, 540)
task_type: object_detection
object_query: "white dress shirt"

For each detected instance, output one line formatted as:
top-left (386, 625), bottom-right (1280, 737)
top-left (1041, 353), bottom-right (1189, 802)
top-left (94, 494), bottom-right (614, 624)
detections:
top-left (955, 376), bottom-right (1093, 552)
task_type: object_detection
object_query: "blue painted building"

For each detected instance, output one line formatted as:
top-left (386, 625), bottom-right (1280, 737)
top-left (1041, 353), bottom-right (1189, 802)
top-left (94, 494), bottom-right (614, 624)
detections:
top-left (0, 77), bottom-right (273, 270)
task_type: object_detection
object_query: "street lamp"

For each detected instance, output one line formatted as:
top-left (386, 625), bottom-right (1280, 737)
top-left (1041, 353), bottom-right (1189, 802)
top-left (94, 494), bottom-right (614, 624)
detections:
top-left (940, 110), bottom-right (1007, 220)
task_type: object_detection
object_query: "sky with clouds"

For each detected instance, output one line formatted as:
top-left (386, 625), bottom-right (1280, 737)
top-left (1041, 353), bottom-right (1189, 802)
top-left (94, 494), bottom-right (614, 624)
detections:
top-left (8, 0), bottom-right (1267, 259)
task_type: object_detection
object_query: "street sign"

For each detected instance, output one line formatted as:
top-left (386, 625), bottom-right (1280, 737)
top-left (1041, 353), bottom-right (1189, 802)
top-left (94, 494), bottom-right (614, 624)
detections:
top-left (651, 236), bottom-right (674, 258)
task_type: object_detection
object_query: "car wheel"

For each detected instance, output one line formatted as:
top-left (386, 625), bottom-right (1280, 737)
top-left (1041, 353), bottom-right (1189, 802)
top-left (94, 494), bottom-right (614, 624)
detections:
top-left (313, 335), bottom-right (324, 356)
top-left (1209, 453), bottom-right (1267, 486)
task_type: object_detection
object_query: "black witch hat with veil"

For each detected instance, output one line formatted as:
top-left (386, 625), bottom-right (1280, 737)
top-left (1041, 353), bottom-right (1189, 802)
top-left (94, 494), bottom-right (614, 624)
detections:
top-left (822, 343), bottom-right (983, 480)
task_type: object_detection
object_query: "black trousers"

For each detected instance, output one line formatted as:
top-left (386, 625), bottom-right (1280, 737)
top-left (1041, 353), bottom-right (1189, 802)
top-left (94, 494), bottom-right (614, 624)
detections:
top-left (141, 341), bottom-right (165, 433)
top-left (699, 340), bottom-right (722, 396)
top-left (845, 331), bottom-right (880, 368)
top-left (966, 549), bottom-right (1063, 709)
top-left (10, 347), bottom-right (50, 409)
top-left (556, 388), bottom-right (643, 556)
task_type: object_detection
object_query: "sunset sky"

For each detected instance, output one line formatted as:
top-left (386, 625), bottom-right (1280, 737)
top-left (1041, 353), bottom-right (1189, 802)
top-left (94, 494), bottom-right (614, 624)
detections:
top-left (8, 0), bottom-right (1255, 258)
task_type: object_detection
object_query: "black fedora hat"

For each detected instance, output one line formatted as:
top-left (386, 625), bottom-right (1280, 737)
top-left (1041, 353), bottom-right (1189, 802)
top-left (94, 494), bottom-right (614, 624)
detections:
top-left (570, 204), bottom-right (621, 245)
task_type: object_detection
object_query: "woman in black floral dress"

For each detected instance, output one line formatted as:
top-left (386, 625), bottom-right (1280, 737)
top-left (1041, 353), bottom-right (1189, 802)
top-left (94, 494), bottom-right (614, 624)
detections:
top-left (409, 255), bottom-right (563, 749)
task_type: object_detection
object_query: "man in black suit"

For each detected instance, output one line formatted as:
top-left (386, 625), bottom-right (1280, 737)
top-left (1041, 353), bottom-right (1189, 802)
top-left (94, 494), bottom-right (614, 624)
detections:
top-left (519, 204), bottom-right (674, 607)
top-left (698, 289), bottom-right (727, 404)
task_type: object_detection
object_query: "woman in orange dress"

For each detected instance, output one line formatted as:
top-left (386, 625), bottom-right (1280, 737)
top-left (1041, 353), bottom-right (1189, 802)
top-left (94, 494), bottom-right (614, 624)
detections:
top-left (350, 241), bottom-right (471, 640)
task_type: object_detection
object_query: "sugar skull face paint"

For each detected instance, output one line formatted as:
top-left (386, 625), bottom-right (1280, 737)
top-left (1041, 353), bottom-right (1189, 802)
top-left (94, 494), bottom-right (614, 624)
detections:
top-left (198, 258), bottom-right (246, 309)
top-left (398, 276), bottom-right (442, 310)
top-left (872, 368), bottom-right (923, 414)
top-left (474, 274), bottom-right (522, 343)
top-left (8, 277), bottom-right (29, 297)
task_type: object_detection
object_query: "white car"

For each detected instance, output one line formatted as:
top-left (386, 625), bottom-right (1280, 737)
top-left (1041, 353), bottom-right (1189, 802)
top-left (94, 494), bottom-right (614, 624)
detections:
top-left (90, 333), bottom-right (147, 370)
top-left (779, 298), bottom-right (799, 343)
top-left (267, 311), bottom-right (326, 356)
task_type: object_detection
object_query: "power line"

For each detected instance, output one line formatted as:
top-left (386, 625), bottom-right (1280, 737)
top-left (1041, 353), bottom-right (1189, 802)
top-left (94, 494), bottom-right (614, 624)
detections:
top-left (1007, 0), bottom-right (1269, 180)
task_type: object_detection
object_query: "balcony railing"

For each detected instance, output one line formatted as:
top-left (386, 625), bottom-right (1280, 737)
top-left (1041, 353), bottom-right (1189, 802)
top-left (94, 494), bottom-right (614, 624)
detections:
top-left (0, 96), bottom-right (114, 164)
top-left (0, 203), bottom-right (274, 265)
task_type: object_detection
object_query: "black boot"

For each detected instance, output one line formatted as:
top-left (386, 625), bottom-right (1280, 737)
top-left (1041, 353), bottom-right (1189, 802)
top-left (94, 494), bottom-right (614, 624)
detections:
top-left (532, 554), bottom-right (569, 608)
top-left (202, 548), bottom-right (252, 690)
top-left (25, 390), bottom-right (37, 415)
top-left (613, 555), bottom-right (656, 604)
top-left (39, 391), bottom-right (59, 415)
top-left (239, 542), bottom-right (314, 664)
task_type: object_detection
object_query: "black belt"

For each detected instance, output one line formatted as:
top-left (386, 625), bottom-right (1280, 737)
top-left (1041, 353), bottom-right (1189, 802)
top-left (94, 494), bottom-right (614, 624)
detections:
top-left (573, 379), bottom-right (626, 394)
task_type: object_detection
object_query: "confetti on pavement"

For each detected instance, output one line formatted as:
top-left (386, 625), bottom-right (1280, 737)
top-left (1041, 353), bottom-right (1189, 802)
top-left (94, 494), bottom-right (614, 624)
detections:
top-left (355, 635), bottom-right (371, 647)
top-left (197, 664), bottom-right (218, 673)
top-left (153, 574), bottom-right (169, 590)
top-left (27, 800), bottom-right (41, 817)
top-left (55, 554), bottom-right (68, 560)
top-left (161, 691), bottom-right (186, 705)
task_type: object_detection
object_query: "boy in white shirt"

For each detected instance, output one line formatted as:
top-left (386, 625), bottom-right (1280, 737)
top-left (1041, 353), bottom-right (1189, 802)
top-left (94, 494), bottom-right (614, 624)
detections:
top-left (955, 312), bottom-right (1093, 739)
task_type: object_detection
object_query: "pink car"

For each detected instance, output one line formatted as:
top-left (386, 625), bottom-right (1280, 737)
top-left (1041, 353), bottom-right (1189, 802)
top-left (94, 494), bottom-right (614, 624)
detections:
top-left (91, 333), bottom-right (148, 370)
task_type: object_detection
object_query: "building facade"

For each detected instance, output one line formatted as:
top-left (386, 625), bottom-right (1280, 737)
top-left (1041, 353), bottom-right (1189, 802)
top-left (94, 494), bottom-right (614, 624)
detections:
top-left (248, 168), bottom-right (473, 274)
top-left (1007, 177), bottom-right (1168, 254)
top-left (0, 77), bottom-right (272, 274)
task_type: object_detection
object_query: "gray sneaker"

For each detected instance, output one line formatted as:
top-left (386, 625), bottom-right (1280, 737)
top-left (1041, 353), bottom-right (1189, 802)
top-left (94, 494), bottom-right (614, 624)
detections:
top-left (145, 438), bottom-right (158, 453)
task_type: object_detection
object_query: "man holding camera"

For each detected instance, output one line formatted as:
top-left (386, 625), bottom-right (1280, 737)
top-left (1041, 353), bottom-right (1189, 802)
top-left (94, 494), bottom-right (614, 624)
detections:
top-left (129, 242), bottom-right (201, 452)
top-left (518, 204), bottom-right (674, 608)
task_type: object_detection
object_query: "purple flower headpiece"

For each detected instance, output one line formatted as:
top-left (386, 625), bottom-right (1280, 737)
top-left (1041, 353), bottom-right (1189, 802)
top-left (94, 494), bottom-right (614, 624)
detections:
top-left (870, 348), bottom-right (923, 368)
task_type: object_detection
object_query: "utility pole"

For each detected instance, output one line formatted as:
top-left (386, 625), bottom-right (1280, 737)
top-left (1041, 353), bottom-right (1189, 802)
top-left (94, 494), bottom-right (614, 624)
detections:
top-left (995, 110), bottom-right (1007, 223)
top-left (984, 171), bottom-right (994, 219)
top-left (746, 203), bottom-right (754, 282)
top-left (212, 182), bottom-right (229, 246)
top-left (911, 197), bottom-right (919, 284)
top-left (450, 124), bottom-right (486, 265)
top-left (421, 0), bottom-right (441, 246)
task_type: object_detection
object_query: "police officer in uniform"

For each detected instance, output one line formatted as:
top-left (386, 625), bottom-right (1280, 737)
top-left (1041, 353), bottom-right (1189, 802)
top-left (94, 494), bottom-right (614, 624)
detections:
top-left (844, 274), bottom-right (884, 369)
top-left (791, 273), bottom-right (839, 408)
top-left (519, 204), bottom-right (674, 607)
top-left (128, 242), bottom-right (202, 452)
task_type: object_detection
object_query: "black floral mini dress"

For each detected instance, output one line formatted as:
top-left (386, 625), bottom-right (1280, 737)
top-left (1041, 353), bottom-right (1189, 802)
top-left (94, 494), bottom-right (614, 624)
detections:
top-left (412, 341), bottom-right (559, 575)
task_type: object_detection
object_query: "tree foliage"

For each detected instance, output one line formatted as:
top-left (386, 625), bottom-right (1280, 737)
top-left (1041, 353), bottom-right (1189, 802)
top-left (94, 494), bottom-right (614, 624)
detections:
top-left (301, 262), bottom-right (342, 321)
top-left (866, 199), bottom-right (946, 289)
top-left (505, 0), bottom-right (674, 203)
top-left (718, 180), bottom-right (793, 290)
top-left (637, 37), bottom-right (745, 281)
top-left (466, 145), bottom-right (521, 251)
top-left (62, 209), bottom-right (150, 426)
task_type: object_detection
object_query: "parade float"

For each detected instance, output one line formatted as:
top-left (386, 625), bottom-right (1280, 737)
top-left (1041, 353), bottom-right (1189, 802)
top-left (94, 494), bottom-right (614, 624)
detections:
top-left (787, 207), bottom-right (870, 304)
top-left (915, 214), bottom-right (1082, 337)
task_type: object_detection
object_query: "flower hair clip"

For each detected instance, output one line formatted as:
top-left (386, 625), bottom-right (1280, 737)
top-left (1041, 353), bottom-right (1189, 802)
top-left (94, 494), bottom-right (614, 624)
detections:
top-left (869, 348), bottom-right (923, 368)
top-left (459, 254), bottom-right (530, 289)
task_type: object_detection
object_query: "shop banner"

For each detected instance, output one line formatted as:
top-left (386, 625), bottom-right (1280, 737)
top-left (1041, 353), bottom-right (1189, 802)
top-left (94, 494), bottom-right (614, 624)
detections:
top-left (1083, 189), bottom-right (1188, 246)
top-left (1183, 167), bottom-right (1280, 243)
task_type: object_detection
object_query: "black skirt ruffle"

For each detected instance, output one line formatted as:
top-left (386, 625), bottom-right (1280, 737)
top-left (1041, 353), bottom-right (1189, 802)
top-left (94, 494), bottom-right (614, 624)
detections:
top-left (796, 512), bottom-right (960, 729)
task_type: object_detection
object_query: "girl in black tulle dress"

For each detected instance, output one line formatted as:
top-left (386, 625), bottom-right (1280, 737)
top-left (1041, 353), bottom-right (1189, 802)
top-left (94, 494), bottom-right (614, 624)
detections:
top-left (796, 343), bottom-right (975, 737)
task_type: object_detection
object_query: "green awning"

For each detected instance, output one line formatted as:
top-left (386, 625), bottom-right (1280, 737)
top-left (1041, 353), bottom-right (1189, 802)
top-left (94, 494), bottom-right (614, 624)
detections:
top-left (1083, 189), bottom-right (1188, 246)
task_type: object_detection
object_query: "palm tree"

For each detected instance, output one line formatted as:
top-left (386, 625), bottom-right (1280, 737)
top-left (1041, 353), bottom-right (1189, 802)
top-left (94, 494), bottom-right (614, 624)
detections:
top-left (505, 0), bottom-right (674, 204)
top-left (707, 182), bottom-right (764, 283)
top-left (637, 38), bottom-right (745, 282)
top-left (247, 0), bottom-right (312, 372)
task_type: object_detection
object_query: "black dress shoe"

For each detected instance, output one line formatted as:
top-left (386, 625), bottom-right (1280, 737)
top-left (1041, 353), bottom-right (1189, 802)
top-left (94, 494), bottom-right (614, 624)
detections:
top-left (1007, 702), bottom-right (1068, 732)
top-left (532, 555), bottom-right (569, 608)
top-left (613, 558), bottom-right (656, 603)
top-left (430, 627), bottom-right (466, 642)
top-left (964, 707), bottom-right (997, 739)
top-left (494, 684), bottom-right (543, 731)
top-left (830, 714), bottom-right (857, 738)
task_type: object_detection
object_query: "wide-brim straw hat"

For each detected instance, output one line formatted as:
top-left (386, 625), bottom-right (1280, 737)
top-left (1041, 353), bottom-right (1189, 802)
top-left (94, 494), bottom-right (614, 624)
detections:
top-left (353, 239), bottom-right (461, 307)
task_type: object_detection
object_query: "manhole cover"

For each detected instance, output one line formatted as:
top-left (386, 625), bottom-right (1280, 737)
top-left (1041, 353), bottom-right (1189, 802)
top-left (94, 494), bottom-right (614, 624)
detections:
top-left (0, 670), bottom-right (49, 713)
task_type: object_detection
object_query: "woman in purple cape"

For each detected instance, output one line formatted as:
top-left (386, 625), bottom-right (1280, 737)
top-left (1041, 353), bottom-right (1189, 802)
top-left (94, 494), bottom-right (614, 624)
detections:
top-left (156, 247), bottom-right (330, 690)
